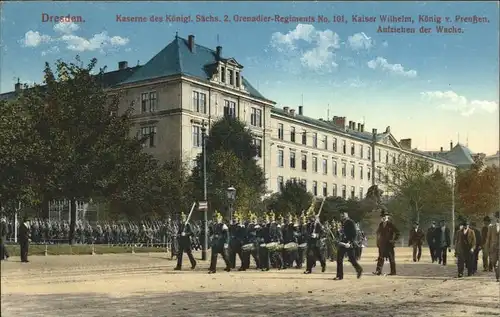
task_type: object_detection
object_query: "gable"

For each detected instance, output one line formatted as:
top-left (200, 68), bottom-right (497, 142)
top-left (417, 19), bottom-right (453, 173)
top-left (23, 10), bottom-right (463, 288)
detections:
top-left (226, 58), bottom-right (243, 68)
top-left (379, 133), bottom-right (401, 148)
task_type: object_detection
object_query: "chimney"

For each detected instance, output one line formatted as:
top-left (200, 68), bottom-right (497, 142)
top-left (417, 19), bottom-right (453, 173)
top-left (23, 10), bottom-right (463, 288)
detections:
top-left (14, 79), bottom-right (21, 92)
top-left (440, 147), bottom-right (443, 152)
top-left (357, 123), bottom-right (361, 131)
top-left (289, 109), bottom-right (296, 116)
top-left (118, 61), bottom-right (128, 70)
top-left (216, 46), bottom-right (222, 59)
top-left (372, 128), bottom-right (378, 141)
top-left (386, 126), bottom-right (391, 133)
top-left (188, 35), bottom-right (195, 52)
top-left (360, 124), bottom-right (365, 132)
top-left (283, 106), bottom-right (289, 113)
top-left (399, 138), bottom-right (412, 150)
top-left (450, 141), bottom-right (453, 150)
top-left (348, 121), bottom-right (353, 129)
top-left (332, 116), bottom-right (345, 129)
top-left (298, 106), bottom-right (303, 115)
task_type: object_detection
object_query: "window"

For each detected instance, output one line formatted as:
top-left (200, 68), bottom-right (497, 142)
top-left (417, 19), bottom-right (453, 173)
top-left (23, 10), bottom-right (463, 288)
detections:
top-left (351, 164), bottom-right (355, 178)
top-left (360, 166), bottom-right (364, 180)
top-left (149, 91), bottom-right (157, 112)
top-left (312, 156), bottom-right (318, 172)
top-left (332, 138), bottom-right (338, 152)
top-left (140, 126), bottom-right (157, 148)
top-left (302, 130), bottom-right (307, 145)
top-left (302, 179), bottom-right (307, 188)
top-left (301, 154), bottom-right (307, 171)
top-left (253, 139), bottom-right (262, 158)
top-left (290, 127), bottom-right (296, 142)
top-left (351, 143), bottom-right (355, 156)
top-left (192, 91), bottom-right (206, 113)
top-left (322, 182), bottom-right (328, 196)
top-left (224, 100), bottom-right (236, 118)
top-left (278, 150), bottom-right (284, 167)
top-left (332, 160), bottom-right (337, 176)
top-left (359, 187), bottom-right (364, 199)
top-left (312, 181), bottom-right (318, 196)
top-left (359, 145), bottom-right (364, 158)
top-left (367, 168), bottom-right (371, 181)
top-left (235, 72), bottom-right (240, 87)
top-left (221, 66), bottom-right (226, 83)
top-left (278, 124), bottom-right (284, 140)
top-left (342, 140), bottom-right (346, 154)
top-left (377, 149), bottom-right (381, 162)
top-left (250, 108), bottom-right (262, 127)
top-left (277, 176), bottom-right (284, 192)
top-left (322, 159), bottom-right (328, 174)
top-left (367, 146), bottom-right (371, 160)
top-left (290, 151), bottom-right (296, 168)
top-left (192, 125), bottom-right (202, 147)
top-left (350, 186), bottom-right (355, 199)
top-left (228, 69), bottom-right (234, 85)
top-left (332, 184), bottom-right (338, 197)
top-left (342, 163), bottom-right (347, 177)
top-left (141, 92), bottom-right (149, 113)
top-left (378, 168), bottom-right (382, 181)
top-left (313, 133), bottom-right (318, 148)
top-left (341, 185), bottom-right (346, 199)
top-left (385, 151), bottom-right (389, 163)
top-left (392, 154), bottom-right (396, 164)
top-left (322, 135), bottom-right (328, 149)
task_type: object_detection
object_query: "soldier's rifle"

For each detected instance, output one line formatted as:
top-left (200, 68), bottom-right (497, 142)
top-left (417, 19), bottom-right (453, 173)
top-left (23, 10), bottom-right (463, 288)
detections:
top-left (182, 202), bottom-right (197, 234)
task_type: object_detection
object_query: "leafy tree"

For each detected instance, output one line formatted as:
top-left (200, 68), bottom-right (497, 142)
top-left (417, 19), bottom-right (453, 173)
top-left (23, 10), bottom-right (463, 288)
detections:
top-left (190, 117), bottom-right (266, 217)
top-left (263, 180), bottom-right (313, 216)
top-left (456, 157), bottom-right (499, 219)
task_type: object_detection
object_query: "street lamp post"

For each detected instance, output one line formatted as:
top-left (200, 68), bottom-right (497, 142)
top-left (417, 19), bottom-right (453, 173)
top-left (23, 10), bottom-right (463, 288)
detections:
top-left (226, 186), bottom-right (236, 223)
top-left (450, 172), bottom-right (456, 245)
top-left (201, 121), bottom-right (208, 261)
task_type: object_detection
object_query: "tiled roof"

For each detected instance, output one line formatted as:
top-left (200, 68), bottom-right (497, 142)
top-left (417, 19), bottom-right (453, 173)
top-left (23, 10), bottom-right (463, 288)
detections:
top-left (117, 36), bottom-right (269, 101)
top-left (271, 107), bottom-right (454, 165)
top-left (0, 66), bottom-right (141, 101)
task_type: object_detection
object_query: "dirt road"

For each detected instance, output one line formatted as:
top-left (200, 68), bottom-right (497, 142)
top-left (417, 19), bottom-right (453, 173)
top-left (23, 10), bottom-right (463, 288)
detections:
top-left (1, 248), bottom-right (499, 317)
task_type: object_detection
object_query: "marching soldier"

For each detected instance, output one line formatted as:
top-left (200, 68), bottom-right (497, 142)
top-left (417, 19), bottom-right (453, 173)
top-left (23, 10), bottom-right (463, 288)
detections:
top-left (304, 209), bottom-right (326, 274)
top-left (486, 211), bottom-right (500, 282)
top-left (174, 212), bottom-right (197, 271)
top-left (455, 220), bottom-right (476, 278)
top-left (282, 213), bottom-right (297, 269)
top-left (240, 212), bottom-right (260, 271)
top-left (426, 221), bottom-right (438, 263)
top-left (408, 222), bottom-right (425, 262)
top-left (481, 216), bottom-right (492, 272)
top-left (269, 211), bottom-right (283, 269)
top-left (228, 212), bottom-right (244, 269)
top-left (434, 219), bottom-right (451, 266)
top-left (333, 211), bottom-right (363, 280)
top-left (208, 211), bottom-right (231, 274)
top-left (296, 213), bottom-right (307, 269)
top-left (258, 214), bottom-right (271, 271)
top-left (373, 209), bottom-right (400, 276)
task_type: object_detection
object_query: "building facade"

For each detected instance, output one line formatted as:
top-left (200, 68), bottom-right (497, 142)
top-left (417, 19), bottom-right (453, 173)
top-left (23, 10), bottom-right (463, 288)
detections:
top-left (485, 151), bottom-right (499, 168)
top-left (1, 34), bottom-right (457, 200)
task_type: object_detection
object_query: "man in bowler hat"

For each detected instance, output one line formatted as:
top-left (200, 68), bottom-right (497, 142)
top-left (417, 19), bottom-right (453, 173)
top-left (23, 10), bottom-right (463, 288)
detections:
top-left (18, 217), bottom-right (31, 263)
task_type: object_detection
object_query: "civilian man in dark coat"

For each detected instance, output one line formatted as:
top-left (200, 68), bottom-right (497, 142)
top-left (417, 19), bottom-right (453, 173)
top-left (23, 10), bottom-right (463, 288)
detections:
top-left (174, 212), bottom-right (196, 271)
top-left (455, 220), bottom-right (476, 277)
top-left (434, 220), bottom-right (451, 266)
top-left (373, 209), bottom-right (400, 276)
top-left (481, 216), bottom-right (491, 271)
top-left (0, 216), bottom-right (9, 260)
top-left (333, 211), bottom-right (363, 280)
top-left (470, 221), bottom-right (481, 274)
top-left (18, 217), bottom-right (31, 263)
top-left (408, 222), bottom-right (425, 262)
top-left (426, 221), bottom-right (438, 263)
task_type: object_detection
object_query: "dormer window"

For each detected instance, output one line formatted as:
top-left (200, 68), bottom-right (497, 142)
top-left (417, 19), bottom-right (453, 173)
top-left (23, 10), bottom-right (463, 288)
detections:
top-left (228, 69), bottom-right (234, 85)
top-left (221, 66), bottom-right (226, 83)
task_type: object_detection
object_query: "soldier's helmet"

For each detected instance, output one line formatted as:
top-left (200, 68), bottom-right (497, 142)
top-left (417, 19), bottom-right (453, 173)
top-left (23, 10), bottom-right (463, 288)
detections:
top-left (287, 213), bottom-right (293, 223)
top-left (269, 210), bottom-right (276, 222)
top-left (214, 210), bottom-right (223, 222)
top-left (180, 212), bottom-right (187, 222)
top-left (278, 214), bottom-right (284, 223)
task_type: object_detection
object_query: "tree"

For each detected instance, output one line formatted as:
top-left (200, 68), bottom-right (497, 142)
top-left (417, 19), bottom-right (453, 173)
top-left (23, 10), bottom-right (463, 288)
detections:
top-left (190, 117), bottom-right (266, 217)
top-left (381, 156), bottom-right (452, 230)
top-left (457, 157), bottom-right (500, 219)
top-left (264, 180), bottom-right (313, 216)
top-left (14, 56), bottom-right (152, 243)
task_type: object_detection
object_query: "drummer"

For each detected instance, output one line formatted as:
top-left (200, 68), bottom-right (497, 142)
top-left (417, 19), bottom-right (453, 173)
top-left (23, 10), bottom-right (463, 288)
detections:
top-left (239, 212), bottom-right (260, 271)
top-left (282, 213), bottom-right (298, 269)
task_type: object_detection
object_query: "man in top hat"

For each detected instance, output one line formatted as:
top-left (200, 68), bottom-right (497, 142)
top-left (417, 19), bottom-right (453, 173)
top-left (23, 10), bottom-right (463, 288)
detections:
top-left (481, 216), bottom-right (492, 272)
top-left (486, 211), bottom-right (500, 282)
top-left (373, 209), bottom-right (400, 276)
top-left (18, 216), bottom-right (31, 263)
top-left (434, 220), bottom-right (451, 266)
top-left (208, 211), bottom-right (231, 274)
top-left (426, 221), bottom-right (438, 263)
top-left (455, 219), bottom-right (476, 277)
top-left (408, 221), bottom-right (425, 262)
top-left (174, 212), bottom-right (197, 271)
top-left (333, 211), bottom-right (363, 280)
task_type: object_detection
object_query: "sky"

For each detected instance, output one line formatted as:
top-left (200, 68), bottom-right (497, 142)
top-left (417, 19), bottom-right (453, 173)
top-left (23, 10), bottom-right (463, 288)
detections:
top-left (1, 1), bottom-right (498, 155)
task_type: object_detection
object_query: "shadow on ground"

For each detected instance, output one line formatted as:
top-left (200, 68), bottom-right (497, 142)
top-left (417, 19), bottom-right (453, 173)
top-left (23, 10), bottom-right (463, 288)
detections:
top-left (2, 291), bottom-right (500, 317)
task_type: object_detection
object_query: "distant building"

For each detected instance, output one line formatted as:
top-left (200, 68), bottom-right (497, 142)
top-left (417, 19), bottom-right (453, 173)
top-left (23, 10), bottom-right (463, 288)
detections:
top-left (422, 142), bottom-right (484, 169)
top-left (0, 34), bottom-right (457, 201)
top-left (485, 151), bottom-right (500, 168)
